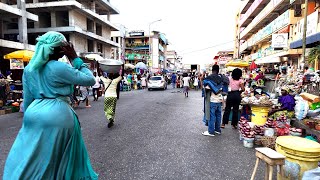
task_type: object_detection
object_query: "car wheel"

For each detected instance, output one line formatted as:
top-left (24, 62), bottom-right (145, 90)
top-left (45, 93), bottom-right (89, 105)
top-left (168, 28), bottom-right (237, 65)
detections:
top-left (148, 88), bottom-right (151, 91)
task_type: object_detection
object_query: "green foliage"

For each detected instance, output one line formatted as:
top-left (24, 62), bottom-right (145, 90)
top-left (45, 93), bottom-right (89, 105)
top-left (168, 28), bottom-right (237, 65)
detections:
top-left (308, 45), bottom-right (320, 64)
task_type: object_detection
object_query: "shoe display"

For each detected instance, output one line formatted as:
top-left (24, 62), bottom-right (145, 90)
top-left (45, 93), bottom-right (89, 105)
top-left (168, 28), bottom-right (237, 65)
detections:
top-left (202, 131), bottom-right (215, 137)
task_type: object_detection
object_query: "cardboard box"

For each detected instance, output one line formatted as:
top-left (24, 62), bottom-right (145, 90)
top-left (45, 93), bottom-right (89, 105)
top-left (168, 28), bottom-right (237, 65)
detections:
top-left (5, 108), bottom-right (12, 114)
top-left (0, 110), bottom-right (5, 115)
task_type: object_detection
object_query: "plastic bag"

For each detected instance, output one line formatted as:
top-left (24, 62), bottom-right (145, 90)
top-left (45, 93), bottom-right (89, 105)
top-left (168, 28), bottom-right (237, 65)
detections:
top-left (295, 96), bottom-right (309, 120)
top-left (302, 167), bottom-right (320, 180)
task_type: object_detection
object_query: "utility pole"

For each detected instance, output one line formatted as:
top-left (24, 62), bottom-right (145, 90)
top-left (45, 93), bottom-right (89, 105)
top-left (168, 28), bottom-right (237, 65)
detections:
top-left (301, 0), bottom-right (309, 70)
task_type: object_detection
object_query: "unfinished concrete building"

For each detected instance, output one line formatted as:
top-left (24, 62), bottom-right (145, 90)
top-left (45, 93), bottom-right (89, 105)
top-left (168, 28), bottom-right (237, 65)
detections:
top-left (4, 0), bottom-right (120, 58)
top-left (0, 0), bottom-right (38, 52)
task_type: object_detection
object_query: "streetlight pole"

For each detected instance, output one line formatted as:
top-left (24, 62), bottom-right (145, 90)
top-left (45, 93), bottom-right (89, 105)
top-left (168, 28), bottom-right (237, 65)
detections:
top-left (301, 0), bottom-right (308, 70)
top-left (148, 19), bottom-right (162, 73)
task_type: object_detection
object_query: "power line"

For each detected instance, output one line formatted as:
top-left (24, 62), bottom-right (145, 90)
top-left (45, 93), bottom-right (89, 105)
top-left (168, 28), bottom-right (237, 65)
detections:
top-left (179, 40), bottom-right (235, 55)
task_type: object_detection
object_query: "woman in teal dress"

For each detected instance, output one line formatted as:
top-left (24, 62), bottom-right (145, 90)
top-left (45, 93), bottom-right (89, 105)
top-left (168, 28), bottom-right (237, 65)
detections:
top-left (3, 32), bottom-right (98, 179)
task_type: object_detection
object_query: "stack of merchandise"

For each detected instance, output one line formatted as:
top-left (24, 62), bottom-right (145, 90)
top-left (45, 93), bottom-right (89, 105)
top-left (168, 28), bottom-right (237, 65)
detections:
top-left (239, 117), bottom-right (254, 139)
top-left (254, 125), bottom-right (265, 146)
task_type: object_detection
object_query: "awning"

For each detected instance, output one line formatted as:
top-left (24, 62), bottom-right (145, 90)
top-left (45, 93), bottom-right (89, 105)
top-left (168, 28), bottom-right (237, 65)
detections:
top-left (4, 50), bottom-right (34, 62)
top-left (290, 32), bottom-right (320, 49)
top-left (254, 49), bottom-right (302, 64)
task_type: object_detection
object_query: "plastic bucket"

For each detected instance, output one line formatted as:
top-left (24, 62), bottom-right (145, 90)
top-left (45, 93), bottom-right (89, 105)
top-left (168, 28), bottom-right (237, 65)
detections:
top-left (276, 136), bottom-right (320, 179)
top-left (243, 137), bottom-right (254, 148)
top-left (239, 133), bottom-right (244, 141)
top-left (251, 106), bottom-right (270, 126)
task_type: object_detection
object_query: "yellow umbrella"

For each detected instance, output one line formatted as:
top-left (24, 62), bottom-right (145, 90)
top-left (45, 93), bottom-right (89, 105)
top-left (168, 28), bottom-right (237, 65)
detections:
top-left (226, 60), bottom-right (249, 67)
top-left (4, 50), bottom-right (34, 62)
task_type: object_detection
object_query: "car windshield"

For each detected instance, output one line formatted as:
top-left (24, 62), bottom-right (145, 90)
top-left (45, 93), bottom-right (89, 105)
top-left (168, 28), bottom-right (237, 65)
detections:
top-left (150, 77), bottom-right (162, 81)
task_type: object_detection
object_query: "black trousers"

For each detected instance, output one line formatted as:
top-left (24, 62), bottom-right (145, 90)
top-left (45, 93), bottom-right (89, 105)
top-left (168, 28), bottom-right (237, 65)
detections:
top-left (92, 88), bottom-right (99, 100)
top-left (223, 91), bottom-right (241, 126)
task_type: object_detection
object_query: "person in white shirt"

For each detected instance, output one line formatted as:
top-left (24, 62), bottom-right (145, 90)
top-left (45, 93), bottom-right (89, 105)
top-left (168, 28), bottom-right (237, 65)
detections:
top-left (100, 72), bottom-right (123, 128)
top-left (92, 72), bottom-right (101, 101)
top-left (182, 74), bottom-right (191, 97)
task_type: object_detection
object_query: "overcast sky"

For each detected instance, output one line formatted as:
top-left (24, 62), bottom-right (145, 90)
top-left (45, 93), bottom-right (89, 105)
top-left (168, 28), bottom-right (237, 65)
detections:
top-left (111, 0), bottom-right (241, 67)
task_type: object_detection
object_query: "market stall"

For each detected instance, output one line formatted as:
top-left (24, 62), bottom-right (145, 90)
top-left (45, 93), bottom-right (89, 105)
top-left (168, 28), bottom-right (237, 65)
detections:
top-left (0, 50), bottom-right (34, 115)
top-left (236, 66), bottom-right (320, 179)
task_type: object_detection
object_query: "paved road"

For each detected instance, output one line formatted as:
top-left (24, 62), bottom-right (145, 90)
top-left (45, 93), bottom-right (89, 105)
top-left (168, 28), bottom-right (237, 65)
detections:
top-left (0, 88), bottom-right (266, 179)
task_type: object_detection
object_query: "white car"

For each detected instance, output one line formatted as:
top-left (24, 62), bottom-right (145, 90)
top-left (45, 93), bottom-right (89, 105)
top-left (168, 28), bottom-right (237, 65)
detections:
top-left (148, 76), bottom-right (167, 90)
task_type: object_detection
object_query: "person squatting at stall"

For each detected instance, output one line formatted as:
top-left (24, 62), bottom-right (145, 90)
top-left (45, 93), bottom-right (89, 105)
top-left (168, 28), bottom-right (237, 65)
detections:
top-left (202, 65), bottom-right (224, 136)
top-left (222, 68), bottom-right (245, 129)
top-left (3, 31), bottom-right (98, 179)
top-left (268, 86), bottom-right (295, 119)
top-left (101, 68), bottom-right (124, 128)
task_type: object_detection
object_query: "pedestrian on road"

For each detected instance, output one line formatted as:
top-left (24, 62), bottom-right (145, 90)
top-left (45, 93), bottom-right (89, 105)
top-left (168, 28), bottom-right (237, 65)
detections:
top-left (101, 71), bottom-right (123, 128)
top-left (194, 76), bottom-right (199, 91)
top-left (182, 73), bottom-right (191, 97)
top-left (221, 68), bottom-right (245, 129)
top-left (3, 31), bottom-right (97, 179)
top-left (171, 73), bottom-right (177, 89)
top-left (141, 75), bottom-right (147, 89)
top-left (202, 65), bottom-right (224, 136)
top-left (92, 72), bottom-right (101, 101)
top-left (79, 85), bottom-right (91, 108)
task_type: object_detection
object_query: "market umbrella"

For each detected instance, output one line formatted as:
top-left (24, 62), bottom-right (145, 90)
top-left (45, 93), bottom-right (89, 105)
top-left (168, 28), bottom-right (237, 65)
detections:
top-left (4, 50), bottom-right (34, 62)
top-left (124, 63), bottom-right (135, 70)
top-left (135, 62), bottom-right (147, 70)
top-left (250, 61), bottom-right (257, 71)
top-left (84, 54), bottom-right (104, 61)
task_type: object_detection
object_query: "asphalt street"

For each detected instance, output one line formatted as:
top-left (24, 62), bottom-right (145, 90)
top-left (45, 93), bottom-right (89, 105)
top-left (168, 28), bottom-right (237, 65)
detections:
top-left (0, 87), bottom-right (267, 180)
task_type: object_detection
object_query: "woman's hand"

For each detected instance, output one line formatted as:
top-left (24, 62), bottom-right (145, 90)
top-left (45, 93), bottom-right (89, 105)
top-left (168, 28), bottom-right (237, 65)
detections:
top-left (61, 42), bottom-right (78, 60)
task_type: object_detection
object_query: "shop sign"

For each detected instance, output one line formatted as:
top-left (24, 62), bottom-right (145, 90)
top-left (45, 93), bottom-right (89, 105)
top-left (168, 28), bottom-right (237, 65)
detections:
top-left (218, 56), bottom-right (232, 65)
top-left (297, 11), bottom-right (319, 40)
top-left (10, 59), bottom-right (24, 69)
top-left (272, 10), bottom-right (290, 32)
top-left (251, 52), bottom-right (261, 60)
top-left (129, 30), bottom-right (144, 37)
top-left (272, 33), bottom-right (288, 48)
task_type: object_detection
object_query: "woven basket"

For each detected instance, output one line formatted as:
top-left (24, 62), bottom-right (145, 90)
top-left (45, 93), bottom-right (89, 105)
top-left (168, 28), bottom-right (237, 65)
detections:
top-left (261, 136), bottom-right (277, 150)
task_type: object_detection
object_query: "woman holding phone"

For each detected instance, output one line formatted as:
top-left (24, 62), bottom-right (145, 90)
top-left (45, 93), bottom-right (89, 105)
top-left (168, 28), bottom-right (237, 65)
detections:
top-left (3, 31), bottom-right (98, 179)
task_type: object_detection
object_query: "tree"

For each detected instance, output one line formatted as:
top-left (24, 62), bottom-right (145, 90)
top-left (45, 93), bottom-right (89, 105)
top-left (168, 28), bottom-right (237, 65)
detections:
top-left (308, 45), bottom-right (320, 64)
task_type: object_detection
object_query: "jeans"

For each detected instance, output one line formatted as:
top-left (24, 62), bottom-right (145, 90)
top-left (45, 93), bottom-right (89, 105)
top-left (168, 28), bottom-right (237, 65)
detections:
top-left (172, 82), bottom-right (176, 88)
top-left (208, 102), bottom-right (222, 134)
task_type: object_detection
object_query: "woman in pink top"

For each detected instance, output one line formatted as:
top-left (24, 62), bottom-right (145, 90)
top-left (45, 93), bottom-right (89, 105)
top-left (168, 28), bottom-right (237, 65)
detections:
top-left (221, 68), bottom-right (245, 129)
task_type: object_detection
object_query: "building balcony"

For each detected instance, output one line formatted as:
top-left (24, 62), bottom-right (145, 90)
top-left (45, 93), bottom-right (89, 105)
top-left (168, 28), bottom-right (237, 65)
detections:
top-left (26, 1), bottom-right (119, 31)
top-left (240, 0), bottom-right (270, 27)
top-left (239, 9), bottom-right (290, 53)
top-left (4, 26), bottom-right (119, 47)
top-left (0, 39), bottom-right (35, 51)
top-left (0, 2), bottom-right (38, 22)
top-left (239, 0), bottom-right (255, 14)
top-left (240, 0), bottom-right (290, 40)
top-left (125, 43), bottom-right (149, 50)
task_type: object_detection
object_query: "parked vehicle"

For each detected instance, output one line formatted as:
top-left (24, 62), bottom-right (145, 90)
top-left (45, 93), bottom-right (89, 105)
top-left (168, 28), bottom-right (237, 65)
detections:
top-left (148, 76), bottom-right (167, 90)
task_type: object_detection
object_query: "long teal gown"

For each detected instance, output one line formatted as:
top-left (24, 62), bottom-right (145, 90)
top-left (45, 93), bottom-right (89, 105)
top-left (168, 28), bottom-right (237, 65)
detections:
top-left (3, 59), bottom-right (98, 179)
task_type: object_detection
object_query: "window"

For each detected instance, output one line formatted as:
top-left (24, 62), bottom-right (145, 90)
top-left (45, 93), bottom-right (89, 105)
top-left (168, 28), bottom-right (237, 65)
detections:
top-left (86, 18), bottom-right (94, 33)
top-left (96, 23), bottom-right (102, 36)
top-left (150, 77), bottom-right (162, 81)
top-left (97, 43), bottom-right (103, 53)
top-left (87, 39), bottom-right (94, 52)
top-left (39, 12), bottom-right (51, 28)
top-left (56, 11), bottom-right (69, 27)
top-left (116, 37), bottom-right (119, 43)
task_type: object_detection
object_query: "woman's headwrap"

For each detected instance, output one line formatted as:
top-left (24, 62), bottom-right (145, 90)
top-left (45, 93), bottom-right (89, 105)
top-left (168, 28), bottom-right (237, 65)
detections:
top-left (281, 86), bottom-right (290, 93)
top-left (28, 31), bottom-right (66, 70)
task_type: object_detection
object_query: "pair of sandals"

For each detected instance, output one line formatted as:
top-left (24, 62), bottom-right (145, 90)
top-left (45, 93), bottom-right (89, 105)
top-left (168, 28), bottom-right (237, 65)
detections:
top-left (221, 124), bottom-right (237, 129)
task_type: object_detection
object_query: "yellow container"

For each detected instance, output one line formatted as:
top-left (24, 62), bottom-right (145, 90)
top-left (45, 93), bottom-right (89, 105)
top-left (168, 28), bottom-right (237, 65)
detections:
top-left (276, 136), bottom-right (320, 179)
top-left (251, 106), bottom-right (270, 125)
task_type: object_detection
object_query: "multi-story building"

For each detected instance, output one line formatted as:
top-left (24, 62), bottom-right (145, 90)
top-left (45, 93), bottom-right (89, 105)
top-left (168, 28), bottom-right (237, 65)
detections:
top-left (236, 0), bottom-right (305, 69)
top-left (3, 0), bottom-right (120, 60)
top-left (111, 24), bottom-right (126, 62)
top-left (0, 0), bottom-right (38, 79)
top-left (124, 30), bottom-right (169, 72)
top-left (124, 30), bottom-right (149, 66)
top-left (165, 50), bottom-right (183, 72)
